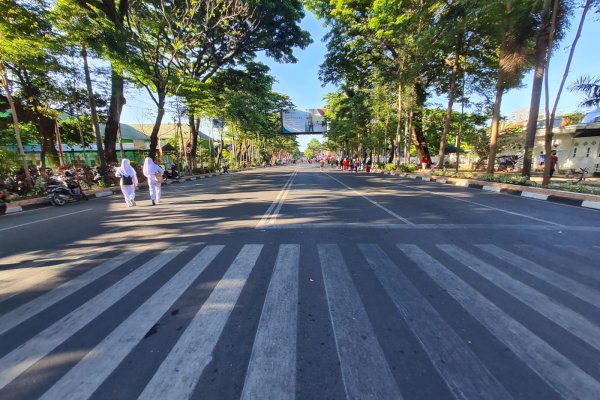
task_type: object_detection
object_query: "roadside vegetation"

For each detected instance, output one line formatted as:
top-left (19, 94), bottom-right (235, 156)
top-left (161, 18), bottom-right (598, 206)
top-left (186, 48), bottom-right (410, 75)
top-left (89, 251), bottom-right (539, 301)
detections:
top-left (307, 0), bottom-right (598, 188)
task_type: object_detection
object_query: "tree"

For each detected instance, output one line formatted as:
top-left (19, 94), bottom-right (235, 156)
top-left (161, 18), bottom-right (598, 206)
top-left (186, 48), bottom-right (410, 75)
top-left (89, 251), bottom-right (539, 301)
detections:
top-left (483, 0), bottom-right (540, 173)
top-left (52, 0), bottom-right (109, 172)
top-left (1, 0), bottom-right (68, 172)
top-left (570, 75), bottom-right (600, 108)
top-left (175, 0), bottom-right (311, 166)
top-left (74, 0), bottom-right (131, 163)
top-left (541, 0), bottom-right (594, 186)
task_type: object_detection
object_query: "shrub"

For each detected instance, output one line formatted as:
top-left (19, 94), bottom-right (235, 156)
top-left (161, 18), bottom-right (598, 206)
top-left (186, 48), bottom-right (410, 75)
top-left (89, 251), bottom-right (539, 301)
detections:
top-left (549, 183), bottom-right (600, 195)
top-left (383, 163), bottom-right (395, 171)
top-left (32, 176), bottom-right (48, 195)
top-left (397, 164), bottom-right (418, 173)
top-left (433, 170), bottom-right (476, 179)
top-left (477, 174), bottom-right (535, 186)
top-left (192, 167), bottom-right (213, 175)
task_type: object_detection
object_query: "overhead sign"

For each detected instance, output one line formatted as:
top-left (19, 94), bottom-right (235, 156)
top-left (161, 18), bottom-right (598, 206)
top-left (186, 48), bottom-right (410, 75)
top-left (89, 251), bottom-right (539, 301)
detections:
top-left (281, 108), bottom-right (327, 134)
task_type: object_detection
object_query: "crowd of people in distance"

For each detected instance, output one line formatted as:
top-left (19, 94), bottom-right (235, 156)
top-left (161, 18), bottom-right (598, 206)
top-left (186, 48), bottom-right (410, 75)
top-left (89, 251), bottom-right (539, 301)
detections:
top-left (315, 157), bottom-right (373, 173)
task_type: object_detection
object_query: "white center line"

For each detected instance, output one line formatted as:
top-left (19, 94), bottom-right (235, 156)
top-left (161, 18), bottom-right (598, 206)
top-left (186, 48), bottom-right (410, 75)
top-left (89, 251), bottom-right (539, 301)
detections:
top-left (257, 169), bottom-right (298, 227)
top-left (392, 179), bottom-right (562, 226)
top-left (0, 209), bottom-right (93, 232)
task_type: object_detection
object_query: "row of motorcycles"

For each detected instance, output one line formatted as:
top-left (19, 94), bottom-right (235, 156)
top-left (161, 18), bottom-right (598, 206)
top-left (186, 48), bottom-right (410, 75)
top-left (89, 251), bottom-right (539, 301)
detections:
top-left (47, 170), bottom-right (88, 206)
top-left (2, 164), bottom-right (181, 213)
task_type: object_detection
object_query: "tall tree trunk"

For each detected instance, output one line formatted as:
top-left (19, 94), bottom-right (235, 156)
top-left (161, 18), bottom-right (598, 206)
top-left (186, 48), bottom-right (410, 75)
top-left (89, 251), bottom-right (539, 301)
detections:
top-left (81, 45), bottom-right (106, 171)
top-left (0, 63), bottom-right (31, 187)
top-left (542, 0), bottom-right (592, 186)
top-left (104, 66), bottom-right (126, 163)
top-left (394, 82), bottom-right (403, 165)
top-left (522, 12), bottom-right (550, 177)
top-left (486, 3), bottom-right (513, 174)
top-left (149, 91), bottom-right (166, 160)
top-left (189, 113), bottom-right (198, 169)
top-left (486, 73), bottom-right (504, 173)
top-left (413, 82), bottom-right (430, 163)
top-left (37, 117), bottom-right (59, 167)
top-left (438, 54), bottom-right (460, 168)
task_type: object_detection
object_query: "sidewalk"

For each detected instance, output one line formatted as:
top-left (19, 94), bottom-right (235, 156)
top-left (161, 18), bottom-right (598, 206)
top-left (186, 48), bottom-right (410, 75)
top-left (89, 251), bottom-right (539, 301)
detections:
top-left (4, 171), bottom-right (224, 215)
top-left (379, 169), bottom-right (600, 210)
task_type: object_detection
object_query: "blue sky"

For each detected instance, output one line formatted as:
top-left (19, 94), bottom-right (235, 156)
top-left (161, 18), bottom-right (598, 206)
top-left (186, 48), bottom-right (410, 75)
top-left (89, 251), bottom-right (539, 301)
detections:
top-left (121, 7), bottom-right (600, 151)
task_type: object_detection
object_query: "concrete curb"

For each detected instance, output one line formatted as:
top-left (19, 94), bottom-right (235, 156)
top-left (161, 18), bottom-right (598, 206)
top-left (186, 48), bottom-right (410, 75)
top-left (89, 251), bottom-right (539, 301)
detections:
top-left (4, 170), bottom-right (233, 215)
top-left (380, 171), bottom-right (600, 210)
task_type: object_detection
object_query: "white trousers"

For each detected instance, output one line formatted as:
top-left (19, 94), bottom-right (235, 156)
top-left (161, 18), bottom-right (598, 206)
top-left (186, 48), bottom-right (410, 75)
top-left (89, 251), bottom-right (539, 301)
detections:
top-left (148, 179), bottom-right (161, 201)
top-left (120, 184), bottom-right (136, 205)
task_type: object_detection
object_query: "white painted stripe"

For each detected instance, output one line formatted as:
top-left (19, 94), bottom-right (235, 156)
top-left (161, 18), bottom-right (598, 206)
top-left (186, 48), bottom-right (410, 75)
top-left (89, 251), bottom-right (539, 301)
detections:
top-left (436, 179), bottom-right (447, 184)
top-left (139, 244), bottom-right (263, 400)
top-left (39, 245), bottom-right (224, 400)
top-left (482, 185), bottom-right (501, 192)
top-left (438, 245), bottom-right (600, 353)
top-left (581, 200), bottom-right (600, 210)
top-left (268, 171), bottom-right (297, 225)
top-left (257, 171), bottom-right (297, 227)
top-left (359, 244), bottom-right (511, 400)
top-left (554, 245), bottom-right (600, 264)
top-left (0, 249), bottom-right (111, 303)
top-left (0, 246), bottom-right (184, 390)
top-left (521, 191), bottom-right (549, 200)
top-left (455, 181), bottom-right (470, 187)
top-left (0, 208), bottom-right (93, 232)
top-left (241, 245), bottom-right (299, 400)
top-left (0, 252), bottom-right (138, 335)
top-left (5, 206), bottom-right (23, 214)
top-left (189, 177), bottom-right (197, 181)
top-left (477, 244), bottom-right (600, 308)
top-left (325, 173), bottom-right (412, 225)
top-left (398, 244), bottom-right (600, 400)
top-left (318, 244), bottom-right (403, 400)
top-left (260, 223), bottom-right (600, 232)
top-left (519, 245), bottom-right (600, 282)
top-left (94, 191), bottom-right (113, 198)
top-left (408, 175), bottom-right (418, 179)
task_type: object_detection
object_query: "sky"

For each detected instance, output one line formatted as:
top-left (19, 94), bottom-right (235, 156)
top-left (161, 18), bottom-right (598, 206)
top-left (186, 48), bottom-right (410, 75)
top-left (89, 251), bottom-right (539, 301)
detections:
top-left (120, 7), bottom-right (600, 151)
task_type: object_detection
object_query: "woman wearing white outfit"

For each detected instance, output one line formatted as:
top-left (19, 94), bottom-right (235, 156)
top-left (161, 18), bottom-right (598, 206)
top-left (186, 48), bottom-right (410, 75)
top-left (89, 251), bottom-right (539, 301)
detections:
top-left (115, 158), bottom-right (138, 206)
top-left (143, 157), bottom-right (164, 205)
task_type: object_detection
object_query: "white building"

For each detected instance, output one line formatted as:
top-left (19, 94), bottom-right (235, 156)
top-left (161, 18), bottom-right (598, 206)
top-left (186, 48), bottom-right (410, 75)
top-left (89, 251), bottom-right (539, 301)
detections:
top-left (532, 109), bottom-right (600, 174)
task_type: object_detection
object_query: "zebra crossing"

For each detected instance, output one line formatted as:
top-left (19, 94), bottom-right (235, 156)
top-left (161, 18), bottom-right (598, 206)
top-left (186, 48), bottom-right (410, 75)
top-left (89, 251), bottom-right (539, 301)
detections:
top-left (0, 242), bottom-right (599, 399)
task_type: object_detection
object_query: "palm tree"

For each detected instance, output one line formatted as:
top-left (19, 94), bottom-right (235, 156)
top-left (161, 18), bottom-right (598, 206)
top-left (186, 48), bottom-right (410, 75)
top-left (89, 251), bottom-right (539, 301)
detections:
top-left (570, 76), bottom-right (600, 108)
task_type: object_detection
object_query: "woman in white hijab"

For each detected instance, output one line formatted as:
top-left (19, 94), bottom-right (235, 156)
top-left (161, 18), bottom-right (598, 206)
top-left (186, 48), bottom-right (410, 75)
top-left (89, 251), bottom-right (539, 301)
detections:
top-left (142, 157), bottom-right (164, 205)
top-left (115, 158), bottom-right (138, 206)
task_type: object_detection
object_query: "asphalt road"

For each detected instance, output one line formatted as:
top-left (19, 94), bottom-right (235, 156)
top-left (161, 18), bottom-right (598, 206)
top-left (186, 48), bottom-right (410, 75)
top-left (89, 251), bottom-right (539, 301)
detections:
top-left (0, 164), bottom-right (599, 400)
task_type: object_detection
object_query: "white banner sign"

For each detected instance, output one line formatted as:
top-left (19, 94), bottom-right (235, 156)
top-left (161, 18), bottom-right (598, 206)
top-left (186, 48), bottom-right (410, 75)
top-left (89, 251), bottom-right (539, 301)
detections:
top-left (282, 109), bottom-right (327, 134)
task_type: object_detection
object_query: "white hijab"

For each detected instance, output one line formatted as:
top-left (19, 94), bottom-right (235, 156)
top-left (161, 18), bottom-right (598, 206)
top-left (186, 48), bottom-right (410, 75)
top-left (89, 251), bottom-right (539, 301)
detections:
top-left (117, 159), bottom-right (137, 185)
top-left (117, 159), bottom-right (135, 176)
top-left (143, 157), bottom-right (158, 177)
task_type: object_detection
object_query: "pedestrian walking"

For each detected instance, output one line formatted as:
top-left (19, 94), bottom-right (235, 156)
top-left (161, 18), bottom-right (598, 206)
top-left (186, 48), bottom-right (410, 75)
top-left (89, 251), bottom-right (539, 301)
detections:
top-left (343, 158), bottom-right (348, 171)
top-left (319, 159), bottom-right (324, 171)
top-left (143, 157), bottom-right (164, 205)
top-left (538, 151), bottom-right (545, 166)
top-left (115, 158), bottom-right (138, 207)
top-left (421, 155), bottom-right (428, 170)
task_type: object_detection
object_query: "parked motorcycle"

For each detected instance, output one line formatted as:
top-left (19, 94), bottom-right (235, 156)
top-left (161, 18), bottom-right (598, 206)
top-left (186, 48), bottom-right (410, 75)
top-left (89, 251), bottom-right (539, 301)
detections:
top-left (47, 172), bottom-right (88, 206)
top-left (0, 191), bottom-right (7, 215)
